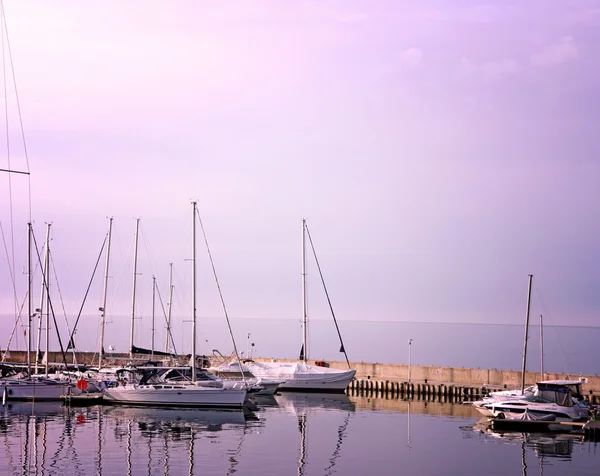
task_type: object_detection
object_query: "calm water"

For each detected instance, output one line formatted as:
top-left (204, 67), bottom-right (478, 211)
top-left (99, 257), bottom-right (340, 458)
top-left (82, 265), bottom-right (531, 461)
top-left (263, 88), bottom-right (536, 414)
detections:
top-left (1, 394), bottom-right (598, 476)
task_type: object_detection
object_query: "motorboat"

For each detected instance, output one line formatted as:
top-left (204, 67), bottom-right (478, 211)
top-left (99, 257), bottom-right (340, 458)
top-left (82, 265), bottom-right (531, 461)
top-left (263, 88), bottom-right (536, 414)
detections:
top-left (472, 380), bottom-right (591, 421)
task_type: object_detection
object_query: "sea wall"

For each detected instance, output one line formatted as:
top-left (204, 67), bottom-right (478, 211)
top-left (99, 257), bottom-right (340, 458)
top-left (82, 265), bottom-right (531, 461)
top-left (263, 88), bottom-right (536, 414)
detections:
top-left (3, 350), bottom-right (599, 394)
top-left (251, 357), bottom-right (600, 395)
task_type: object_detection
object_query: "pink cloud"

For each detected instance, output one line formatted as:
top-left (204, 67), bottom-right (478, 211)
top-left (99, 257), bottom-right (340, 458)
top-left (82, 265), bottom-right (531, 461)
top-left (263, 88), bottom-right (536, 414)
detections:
top-left (530, 36), bottom-right (580, 67)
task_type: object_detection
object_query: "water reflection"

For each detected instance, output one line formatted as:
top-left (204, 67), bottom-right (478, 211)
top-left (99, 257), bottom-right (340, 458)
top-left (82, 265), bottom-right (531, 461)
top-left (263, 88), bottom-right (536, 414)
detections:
top-left (275, 392), bottom-right (355, 476)
top-left (102, 406), bottom-right (250, 436)
top-left (0, 401), bottom-right (262, 475)
top-left (467, 417), bottom-right (583, 460)
top-left (1, 395), bottom-right (596, 475)
top-left (461, 416), bottom-right (590, 476)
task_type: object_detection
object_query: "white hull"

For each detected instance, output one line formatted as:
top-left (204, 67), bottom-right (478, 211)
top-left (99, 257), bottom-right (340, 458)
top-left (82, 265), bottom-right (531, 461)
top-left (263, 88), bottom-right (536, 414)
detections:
top-left (1, 379), bottom-right (72, 401)
top-left (103, 383), bottom-right (247, 408)
top-left (473, 401), bottom-right (588, 421)
top-left (253, 380), bottom-right (282, 395)
top-left (246, 361), bottom-right (355, 392)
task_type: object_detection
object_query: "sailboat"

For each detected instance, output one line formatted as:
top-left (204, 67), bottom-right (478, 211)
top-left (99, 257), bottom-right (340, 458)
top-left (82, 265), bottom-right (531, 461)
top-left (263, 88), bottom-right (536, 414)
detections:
top-left (102, 202), bottom-right (247, 408)
top-left (244, 219), bottom-right (356, 392)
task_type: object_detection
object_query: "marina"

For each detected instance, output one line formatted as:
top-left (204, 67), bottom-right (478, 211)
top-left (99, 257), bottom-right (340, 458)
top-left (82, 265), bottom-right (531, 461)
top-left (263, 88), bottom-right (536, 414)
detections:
top-left (1, 1), bottom-right (599, 474)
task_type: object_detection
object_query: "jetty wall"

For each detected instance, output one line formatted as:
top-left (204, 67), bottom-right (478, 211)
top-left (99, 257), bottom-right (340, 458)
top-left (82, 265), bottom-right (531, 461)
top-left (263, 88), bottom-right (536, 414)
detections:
top-left (251, 357), bottom-right (600, 395)
top-left (3, 350), bottom-right (598, 394)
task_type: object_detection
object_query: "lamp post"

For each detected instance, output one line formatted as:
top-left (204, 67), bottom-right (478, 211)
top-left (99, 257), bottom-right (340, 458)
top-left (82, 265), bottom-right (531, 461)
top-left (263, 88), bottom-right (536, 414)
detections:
top-left (408, 338), bottom-right (413, 382)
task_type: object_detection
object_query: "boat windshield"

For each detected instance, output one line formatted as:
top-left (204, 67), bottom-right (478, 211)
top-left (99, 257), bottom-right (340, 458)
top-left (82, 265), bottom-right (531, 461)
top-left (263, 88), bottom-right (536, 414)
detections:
top-left (533, 384), bottom-right (574, 407)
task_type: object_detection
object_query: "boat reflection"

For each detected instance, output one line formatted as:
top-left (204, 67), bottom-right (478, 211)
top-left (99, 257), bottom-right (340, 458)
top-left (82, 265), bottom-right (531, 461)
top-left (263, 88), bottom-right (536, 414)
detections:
top-left (466, 417), bottom-right (584, 461)
top-left (274, 392), bottom-right (355, 476)
top-left (275, 391), bottom-right (356, 413)
top-left (102, 405), bottom-right (257, 436)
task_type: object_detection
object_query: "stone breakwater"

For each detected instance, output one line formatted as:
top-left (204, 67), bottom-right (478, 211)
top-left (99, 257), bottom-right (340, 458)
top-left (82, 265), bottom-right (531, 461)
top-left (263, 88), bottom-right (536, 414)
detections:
top-left (251, 358), bottom-right (600, 403)
top-left (3, 350), bottom-right (598, 402)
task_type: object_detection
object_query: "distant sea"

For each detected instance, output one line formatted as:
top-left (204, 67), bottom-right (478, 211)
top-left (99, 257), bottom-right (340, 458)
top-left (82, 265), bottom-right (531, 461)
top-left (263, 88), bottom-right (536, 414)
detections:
top-left (2, 315), bottom-right (599, 376)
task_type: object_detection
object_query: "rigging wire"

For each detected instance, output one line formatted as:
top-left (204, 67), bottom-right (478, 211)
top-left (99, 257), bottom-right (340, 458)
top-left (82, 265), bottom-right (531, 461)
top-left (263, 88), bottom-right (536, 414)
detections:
top-left (534, 284), bottom-right (572, 375)
top-left (70, 233), bottom-right (107, 365)
top-left (49, 244), bottom-right (80, 364)
top-left (31, 227), bottom-right (68, 368)
top-left (195, 207), bottom-right (245, 382)
top-left (304, 223), bottom-right (352, 369)
top-left (2, 244), bottom-right (41, 358)
top-left (0, 1), bottom-right (33, 361)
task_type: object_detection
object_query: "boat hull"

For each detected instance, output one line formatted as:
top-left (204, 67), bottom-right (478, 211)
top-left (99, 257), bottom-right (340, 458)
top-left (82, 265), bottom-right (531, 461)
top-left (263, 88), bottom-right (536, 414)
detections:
top-left (102, 384), bottom-right (247, 408)
top-left (1, 379), bottom-right (71, 401)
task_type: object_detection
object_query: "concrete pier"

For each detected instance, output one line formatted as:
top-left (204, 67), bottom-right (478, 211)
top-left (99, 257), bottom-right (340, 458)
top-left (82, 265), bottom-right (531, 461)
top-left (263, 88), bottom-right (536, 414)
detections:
top-left (249, 357), bottom-right (600, 404)
top-left (2, 350), bottom-right (598, 403)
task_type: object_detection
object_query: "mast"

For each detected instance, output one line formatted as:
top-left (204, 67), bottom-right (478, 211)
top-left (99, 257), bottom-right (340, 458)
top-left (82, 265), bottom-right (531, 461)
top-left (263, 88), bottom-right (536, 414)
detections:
top-left (521, 274), bottom-right (533, 393)
top-left (99, 217), bottom-right (113, 369)
top-left (191, 202), bottom-right (197, 382)
top-left (35, 224), bottom-right (50, 374)
top-left (301, 218), bottom-right (307, 362)
top-left (151, 275), bottom-right (156, 361)
top-left (27, 222), bottom-right (32, 375)
top-left (540, 314), bottom-right (544, 381)
top-left (129, 218), bottom-right (140, 358)
top-left (165, 262), bottom-right (173, 353)
top-left (44, 224), bottom-right (51, 376)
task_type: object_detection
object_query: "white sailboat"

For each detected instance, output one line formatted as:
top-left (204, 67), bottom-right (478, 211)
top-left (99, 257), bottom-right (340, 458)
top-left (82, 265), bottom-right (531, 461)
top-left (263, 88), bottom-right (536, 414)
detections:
top-left (245, 219), bottom-right (356, 392)
top-left (102, 202), bottom-right (247, 408)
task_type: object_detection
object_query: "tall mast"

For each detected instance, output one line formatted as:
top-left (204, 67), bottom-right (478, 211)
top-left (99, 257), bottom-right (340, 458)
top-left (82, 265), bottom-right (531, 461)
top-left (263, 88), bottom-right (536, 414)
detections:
top-left (99, 217), bottom-right (113, 369)
top-left (301, 218), bottom-right (307, 362)
top-left (35, 224), bottom-right (50, 374)
top-left (129, 218), bottom-right (140, 358)
top-left (191, 202), bottom-right (197, 382)
top-left (521, 274), bottom-right (533, 393)
top-left (151, 275), bottom-right (156, 361)
top-left (540, 314), bottom-right (544, 380)
top-left (27, 222), bottom-right (32, 375)
top-left (165, 262), bottom-right (173, 353)
top-left (44, 224), bottom-right (51, 377)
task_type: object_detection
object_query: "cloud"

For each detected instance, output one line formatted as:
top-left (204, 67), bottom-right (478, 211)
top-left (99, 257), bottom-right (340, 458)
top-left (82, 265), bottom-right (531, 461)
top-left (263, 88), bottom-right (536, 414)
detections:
top-left (568, 8), bottom-right (600, 26)
top-left (399, 48), bottom-right (423, 69)
top-left (530, 36), bottom-right (580, 67)
top-left (460, 57), bottom-right (519, 80)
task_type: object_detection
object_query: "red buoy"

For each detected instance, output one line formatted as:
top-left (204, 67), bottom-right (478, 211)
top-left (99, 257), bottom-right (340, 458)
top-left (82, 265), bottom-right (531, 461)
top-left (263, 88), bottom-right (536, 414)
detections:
top-left (76, 379), bottom-right (88, 391)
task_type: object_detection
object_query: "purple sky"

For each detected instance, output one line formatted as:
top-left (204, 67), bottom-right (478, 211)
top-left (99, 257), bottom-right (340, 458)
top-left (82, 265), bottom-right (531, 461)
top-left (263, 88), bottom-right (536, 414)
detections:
top-left (1, 1), bottom-right (599, 355)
